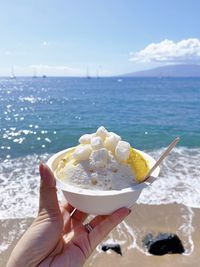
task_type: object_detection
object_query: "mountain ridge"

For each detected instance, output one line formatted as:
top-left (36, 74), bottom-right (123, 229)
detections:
top-left (123, 64), bottom-right (200, 77)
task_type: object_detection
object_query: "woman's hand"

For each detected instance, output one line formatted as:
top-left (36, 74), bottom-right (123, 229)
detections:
top-left (7, 163), bottom-right (131, 267)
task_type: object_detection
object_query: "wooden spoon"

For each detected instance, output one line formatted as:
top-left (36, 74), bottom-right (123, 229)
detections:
top-left (143, 137), bottom-right (180, 182)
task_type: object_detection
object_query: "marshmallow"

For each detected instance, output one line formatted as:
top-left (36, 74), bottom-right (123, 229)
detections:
top-left (73, 145), bottom-right (92, 161)
top-left (96, 126), bottom-right (109, 140)
top-left (115, 141), bottom-right (130, 162)
top-left (104, 132), bottom-right (121, 152)
top-left (109, 132), bottom-right (121, 140)
top-left (90, 148), bottom-right (108, 168)
top-left (91, 136), bottom-right (103, 150)
top-left (79, 134), bottom-right (93, 144)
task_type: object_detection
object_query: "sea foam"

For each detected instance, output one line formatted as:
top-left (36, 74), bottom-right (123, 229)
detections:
top-left (139, 147), bottom-right (200, 208)
top-left (0, 147), bottom-right (200, 219)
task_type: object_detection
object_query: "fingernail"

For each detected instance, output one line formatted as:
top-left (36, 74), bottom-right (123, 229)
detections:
top-left (123, 208), bottom-right (131, 215)
top-left (115, 207), bottom-right (131, 217)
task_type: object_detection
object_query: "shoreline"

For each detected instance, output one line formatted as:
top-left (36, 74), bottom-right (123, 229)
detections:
top-left (85, 203), bottom-right (200, 267)
top-left (1, 203), bottom-right (200, 267)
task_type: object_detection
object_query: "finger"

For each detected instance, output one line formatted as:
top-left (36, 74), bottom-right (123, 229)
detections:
top-left (63, 209), bottom-right (88, 233)
top-left (60, 202), bottom-right (88, 222)
top-left (60, 202), bottom-right (74, 213)
top-left (60, 204), bottom-right (74, 233)
top-left (60, 205), bottom-right (88, 234)
top-left (60, 206), bottom-right (71, 233)
top-left (87, 214), bottom-right (107, 228)
top-left (39, 162), bottom-right (60, 213)
top-left (71, 209), bottom-right (88, 223)
top-left (88, 207), bottom-right (131, 250)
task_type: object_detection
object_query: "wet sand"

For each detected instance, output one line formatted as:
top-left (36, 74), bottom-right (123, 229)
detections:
top-left (86, 204), bottom-right (200, 267)
top-left (1, 204), bottom-right (200, 267)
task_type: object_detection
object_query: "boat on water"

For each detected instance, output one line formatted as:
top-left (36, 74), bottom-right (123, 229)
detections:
top-left (9, 74), bottom-right (16, 79)
top-left (9, 66), bottom-right (16, 79)
top-left (32, 68), bottom-right (37, 78)
top-left (86, 67), bottom-right (91, 79)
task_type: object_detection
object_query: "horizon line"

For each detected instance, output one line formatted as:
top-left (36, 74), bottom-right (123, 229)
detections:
top-left (1, 75), bottom-right (200, 79)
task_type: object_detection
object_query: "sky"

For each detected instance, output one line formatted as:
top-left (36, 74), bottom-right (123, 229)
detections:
top-left (0, 0), bottom-right (200, 76)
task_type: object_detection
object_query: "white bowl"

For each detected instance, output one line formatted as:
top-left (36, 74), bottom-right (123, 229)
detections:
top-left (47, 148), bottom-right (160, 215)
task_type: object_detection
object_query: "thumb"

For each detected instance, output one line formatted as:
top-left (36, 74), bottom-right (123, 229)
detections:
top-left (39, 162), bottom-right (60, 213)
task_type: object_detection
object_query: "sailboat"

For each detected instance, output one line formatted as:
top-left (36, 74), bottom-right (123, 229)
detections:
top-left (32, 68), bottom-right (37, 78)
top-left (86, 67), bottom-right (91, 79)
top-left (9, 66), bottom-right (16, 79)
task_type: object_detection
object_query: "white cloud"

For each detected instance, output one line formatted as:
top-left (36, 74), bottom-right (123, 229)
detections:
top-left (129, 38), bottom-right (200, 63)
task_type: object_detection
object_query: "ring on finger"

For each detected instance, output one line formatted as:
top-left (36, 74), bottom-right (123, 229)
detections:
top-left (84, 223), bottom-right (93, 233)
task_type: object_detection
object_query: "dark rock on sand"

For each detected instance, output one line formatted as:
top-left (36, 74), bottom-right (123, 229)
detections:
top-left (143, 233), bottom-right (185, 255)
top-left (101, 243), bottom-right (122, 255)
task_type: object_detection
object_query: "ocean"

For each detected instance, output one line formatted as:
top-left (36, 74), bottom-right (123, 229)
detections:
top-left (0, 76), bottom-right (200, 217)
top-left (0, 77), bottom-right (200, 263)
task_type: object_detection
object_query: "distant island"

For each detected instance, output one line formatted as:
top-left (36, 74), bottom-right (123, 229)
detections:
top-left (123, 64), bottom-right (200, 77)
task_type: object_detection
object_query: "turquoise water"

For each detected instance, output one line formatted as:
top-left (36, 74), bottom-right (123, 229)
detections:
top-left (0, 77), bottom-right (200, 219)
top-left (0, 77), bottom-right (200, 159)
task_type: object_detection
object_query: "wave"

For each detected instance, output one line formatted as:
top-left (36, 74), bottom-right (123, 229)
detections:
top-left (138, 147), bottom-right (200, 207)
top-left (0, 147), bottom-right (200, 219)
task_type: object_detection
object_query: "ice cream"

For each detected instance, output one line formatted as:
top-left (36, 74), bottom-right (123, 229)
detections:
top-left (55, 126), bottom-right (150, 190)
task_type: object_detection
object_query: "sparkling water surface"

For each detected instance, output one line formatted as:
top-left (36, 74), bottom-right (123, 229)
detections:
top-left (1, 77), bottom-right (200, 159)
top-left (0, 77), bottom-right (200, 219)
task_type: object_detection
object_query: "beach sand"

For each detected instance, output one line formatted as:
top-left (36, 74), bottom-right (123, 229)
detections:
top-left (1, 204), bottom-right (200, 267)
